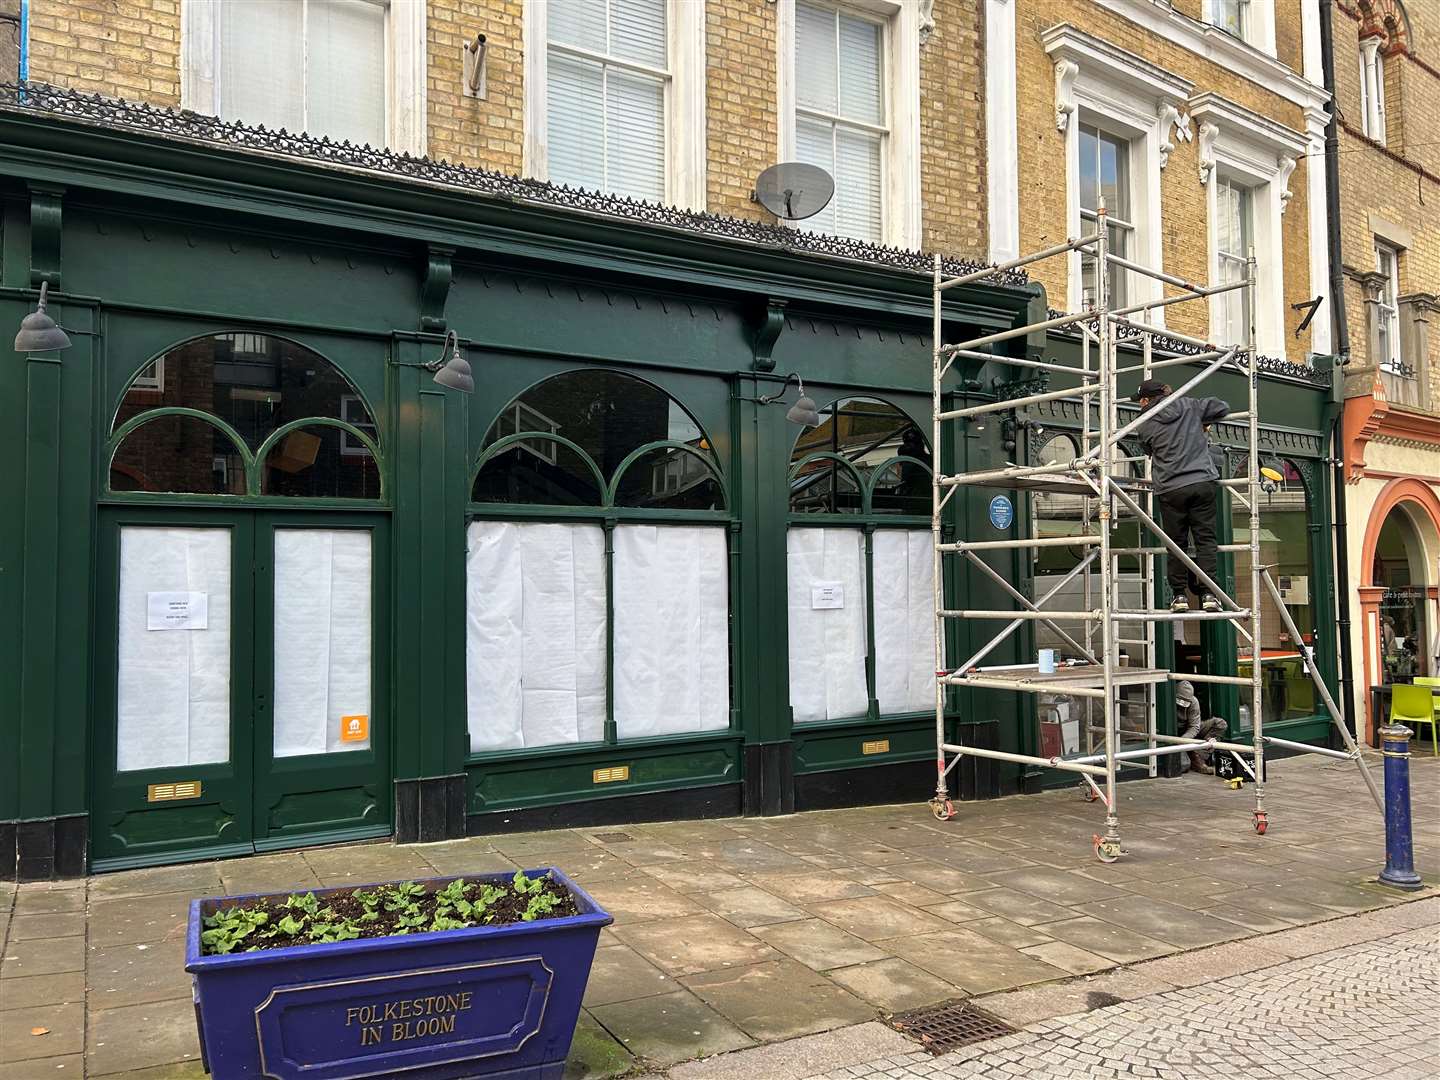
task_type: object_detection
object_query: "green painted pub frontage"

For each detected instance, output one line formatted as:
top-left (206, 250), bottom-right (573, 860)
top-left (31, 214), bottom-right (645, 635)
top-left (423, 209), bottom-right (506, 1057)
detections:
top-left (0, 86), bottom-right (1344, 879)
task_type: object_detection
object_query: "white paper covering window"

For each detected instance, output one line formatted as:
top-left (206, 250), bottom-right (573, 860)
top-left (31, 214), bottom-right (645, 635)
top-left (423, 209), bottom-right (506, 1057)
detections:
top-left (466, 522), bottom-right (607, 752)
top-left (272, 529), bottom-right (373, 758)
top-left (117, 527), bottom-right (232, 771)
top-left (787, 528), bottom-right (868, 722)
top-left (872, 530), bottom-right (936, 715)
top-left (613, 525), bottom-right (730, 738)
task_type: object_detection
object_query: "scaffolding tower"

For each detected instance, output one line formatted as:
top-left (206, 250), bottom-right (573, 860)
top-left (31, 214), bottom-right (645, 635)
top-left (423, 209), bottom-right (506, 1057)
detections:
top-left (927, 205), bottom-right (1381, 862)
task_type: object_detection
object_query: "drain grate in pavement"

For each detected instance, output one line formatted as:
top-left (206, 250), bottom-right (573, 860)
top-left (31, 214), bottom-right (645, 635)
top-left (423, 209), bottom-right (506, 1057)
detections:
top-left (591, 831), bottom-right (636, 843)
top-left (888, 1001), bottom-right (1018, 1055)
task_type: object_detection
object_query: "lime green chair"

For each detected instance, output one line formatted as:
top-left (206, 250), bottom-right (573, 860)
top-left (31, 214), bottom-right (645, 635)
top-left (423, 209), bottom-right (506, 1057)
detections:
top-left (1393, 681), bottom-right (1439, 755)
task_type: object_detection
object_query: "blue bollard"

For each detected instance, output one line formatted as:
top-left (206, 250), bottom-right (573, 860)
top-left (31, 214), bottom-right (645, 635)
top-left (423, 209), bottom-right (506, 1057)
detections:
top-left (1378, 723), bottom-right (1423, 890)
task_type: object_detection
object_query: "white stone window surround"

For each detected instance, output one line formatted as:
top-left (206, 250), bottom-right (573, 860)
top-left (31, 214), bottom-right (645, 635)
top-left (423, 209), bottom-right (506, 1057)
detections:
top-left (180, 0), bottom-right (428, 157)
top-left (522, 0), bottom-right (707, 212)
top-left (1189, 93), bottom-right (1306, 360)
top-left (986, 0), bottom-right (1019, 263)
top-left (1091, 0), bottom-right (1328, 113)
top-left (1043, 25), bottom-right (1195, 323)
top-left (776, 0), bottom-right (923, 251)
top-left (1359, 35), bottom-right (1387, 144)
top-left (1203, 0), bottom-right (1276, 57)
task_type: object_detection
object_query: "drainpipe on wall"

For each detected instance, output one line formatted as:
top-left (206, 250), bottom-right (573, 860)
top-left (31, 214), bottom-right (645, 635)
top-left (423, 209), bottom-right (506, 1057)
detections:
top-left (1320, 0), bottom-right (1357, 739)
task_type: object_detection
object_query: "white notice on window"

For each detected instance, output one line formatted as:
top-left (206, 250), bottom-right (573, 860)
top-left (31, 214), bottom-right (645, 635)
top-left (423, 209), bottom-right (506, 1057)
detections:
top-left (811, 582), bottom-right (845, 610)
top-left (147, 591), bottom-right (209, 631)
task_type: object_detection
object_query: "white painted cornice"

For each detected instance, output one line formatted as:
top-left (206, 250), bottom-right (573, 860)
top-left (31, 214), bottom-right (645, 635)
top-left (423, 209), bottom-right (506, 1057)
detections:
top-left (1090, 0), bottom-right (1331, 112)
top-left (1187, 92), bottom-right (1310, 161)
top-left (1042, 23), bottom-right (1196, 106)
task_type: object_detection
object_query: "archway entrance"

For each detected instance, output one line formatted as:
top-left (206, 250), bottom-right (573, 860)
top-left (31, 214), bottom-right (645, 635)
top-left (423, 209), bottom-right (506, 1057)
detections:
top-left (1358, 479), bottom-right (1440, 740)
top-left (1373, 509), bottom-right (1430, 684)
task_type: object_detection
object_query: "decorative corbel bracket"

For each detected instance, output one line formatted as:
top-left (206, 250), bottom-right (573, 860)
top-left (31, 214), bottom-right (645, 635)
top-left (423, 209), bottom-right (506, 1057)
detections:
top-left (1054, 59), bottom-right (1078, 133)
top-left (750, 299), bottom-right (788, 372)
top-left (418, 244), bottom-right (455, 332)
top-left (1277, 156), bottom-right (1297, 214)
top-left (1196, 122), bottom-right (1219, 185)
top-left (1158, 105), bottom-right (1191, 170)
top-left (919, 0), bottom-right (935, 46)
top-left (28, 184), bottom-right (64, 290)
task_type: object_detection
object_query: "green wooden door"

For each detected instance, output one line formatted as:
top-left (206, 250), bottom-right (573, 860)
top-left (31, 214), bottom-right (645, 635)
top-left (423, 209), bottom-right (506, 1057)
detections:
top-left (91, 509), bottom-right (391, 870)
top-left (251, 512), bottom-right (391, 850)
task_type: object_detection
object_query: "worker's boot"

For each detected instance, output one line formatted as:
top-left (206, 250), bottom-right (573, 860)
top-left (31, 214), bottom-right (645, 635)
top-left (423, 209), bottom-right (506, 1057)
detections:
top-left (1188, 750), bottom-right (1213, 775)
top-left (1201, 593), bottom-right (1221, 612)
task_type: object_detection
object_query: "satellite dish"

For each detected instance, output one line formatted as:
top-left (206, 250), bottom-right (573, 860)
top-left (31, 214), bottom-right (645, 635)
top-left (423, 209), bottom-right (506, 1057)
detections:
top-left (753, 162), bottom-right (834, 221)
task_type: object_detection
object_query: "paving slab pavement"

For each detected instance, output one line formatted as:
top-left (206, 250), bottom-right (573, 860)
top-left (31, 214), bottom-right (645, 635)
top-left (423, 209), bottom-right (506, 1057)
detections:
top-left (0, 754), bottom-right (1434, 1077)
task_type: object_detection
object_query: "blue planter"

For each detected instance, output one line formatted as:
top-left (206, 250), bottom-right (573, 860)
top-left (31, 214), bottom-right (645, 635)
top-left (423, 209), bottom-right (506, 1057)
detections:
top-left (185, 867), bottom-right (612, 1080)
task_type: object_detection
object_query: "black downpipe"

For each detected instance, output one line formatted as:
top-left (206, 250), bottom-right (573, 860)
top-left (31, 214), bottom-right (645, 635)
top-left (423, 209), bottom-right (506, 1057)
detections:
top-left (1320, 0), bottom-right (1356, 739)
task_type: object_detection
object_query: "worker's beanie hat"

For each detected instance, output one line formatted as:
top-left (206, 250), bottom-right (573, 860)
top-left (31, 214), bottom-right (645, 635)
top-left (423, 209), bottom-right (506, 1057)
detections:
top-left (1175, 680), bottom-right (1196, 706)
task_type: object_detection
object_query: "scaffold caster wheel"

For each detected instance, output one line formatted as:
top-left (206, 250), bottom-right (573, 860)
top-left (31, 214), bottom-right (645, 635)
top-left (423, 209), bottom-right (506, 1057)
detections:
top-left (1080, 783), bottom-right (1099, 803)
top-left (930, 798), bottom-right (955, 821)
top-left (1093, 836), bottom-right (1121, 864)
top-left (1253, 812), bottom-right (1268, 835)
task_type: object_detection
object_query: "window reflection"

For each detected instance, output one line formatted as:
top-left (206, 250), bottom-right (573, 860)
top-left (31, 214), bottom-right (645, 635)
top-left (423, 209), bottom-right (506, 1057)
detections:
top-left (116, 334), bottom-right (379, 453)
top-left (614, 447), bottom-right (723, 510)
top-left (869, 458), bottom-right (929, 516)
top-left (260, 425), bottom-right (380, 499)
top-left (110, 414), bottom-right (246, 495)
top-left (790, 397), bottom-right (926, 514)
top-left (472, 438), bottom-right (603, 506)
top-left (482, 370), bottom-right (714, 480)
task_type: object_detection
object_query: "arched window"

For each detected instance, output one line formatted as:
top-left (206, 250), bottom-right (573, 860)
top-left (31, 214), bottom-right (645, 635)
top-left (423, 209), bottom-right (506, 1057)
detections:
top-left (786, 396), bottom-right (934, 723)
top-left (108, 333), bottom-right (380, 498)
top-left (466, 370), bottom-right (730, 754)
top-left (790, 397), bottom-right (926, 514)
top-left (1232, 458), bottom-right (1319, 723)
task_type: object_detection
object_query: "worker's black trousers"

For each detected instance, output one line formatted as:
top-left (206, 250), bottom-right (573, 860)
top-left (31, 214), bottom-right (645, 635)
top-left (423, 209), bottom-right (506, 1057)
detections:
top-left (1157, 480), bottom-right (1219, 599)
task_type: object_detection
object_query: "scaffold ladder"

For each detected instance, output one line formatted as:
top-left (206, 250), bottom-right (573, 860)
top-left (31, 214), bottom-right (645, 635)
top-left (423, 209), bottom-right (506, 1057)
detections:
top-left (927, 203), bottom-right (1381, 863)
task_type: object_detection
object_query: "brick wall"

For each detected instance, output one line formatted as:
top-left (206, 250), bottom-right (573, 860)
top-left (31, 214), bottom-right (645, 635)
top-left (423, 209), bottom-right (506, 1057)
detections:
top-left (920, 0), bottom-right (986, 257)
top-left (426, 0), bottom-right (524, 172)
top-left (1332, 3), bottom-right (1440, 402)
top-left (1012, 2), bottom-right (1316, 357)
top-left (705, 0), bottom-right (777, 225)
top-left (24, 0), bottom-right (990, 260)
top-left (29, 0), bottom-right (180, 105)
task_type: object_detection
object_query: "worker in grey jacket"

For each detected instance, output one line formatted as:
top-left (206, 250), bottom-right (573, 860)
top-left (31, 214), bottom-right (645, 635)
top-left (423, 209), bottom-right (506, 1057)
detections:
top-left (1175, 680), bottom-right (1226, 774)
top-left (1132, 379), bottom-right (1230, 613)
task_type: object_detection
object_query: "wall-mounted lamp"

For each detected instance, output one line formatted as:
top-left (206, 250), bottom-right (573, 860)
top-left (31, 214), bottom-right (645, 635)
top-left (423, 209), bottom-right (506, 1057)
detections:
top-left (463, 33), bottom-right (488, 99)
top-left (13, 282), bottom-right (72, 354)
top-left (427, 330), bottom-right (474, 393)
top-left (758, 372), bottom-right (821, 427)
top-left (1259, 461), bottom-right (1286, 495)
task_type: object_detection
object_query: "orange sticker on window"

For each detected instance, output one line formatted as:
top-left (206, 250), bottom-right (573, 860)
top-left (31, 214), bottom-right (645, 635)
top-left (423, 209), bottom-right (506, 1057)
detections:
top-left (340, 714), bottom-right (369, 743)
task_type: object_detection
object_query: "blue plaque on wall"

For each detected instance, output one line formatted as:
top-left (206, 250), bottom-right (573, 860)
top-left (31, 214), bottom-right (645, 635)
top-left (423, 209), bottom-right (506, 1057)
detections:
top-left (988, 494), bottom-right (1014, 530)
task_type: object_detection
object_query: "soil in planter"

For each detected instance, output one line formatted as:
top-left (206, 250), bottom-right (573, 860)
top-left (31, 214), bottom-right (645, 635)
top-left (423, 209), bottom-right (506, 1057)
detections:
top-left (200, 872), bottom-right (580, 956)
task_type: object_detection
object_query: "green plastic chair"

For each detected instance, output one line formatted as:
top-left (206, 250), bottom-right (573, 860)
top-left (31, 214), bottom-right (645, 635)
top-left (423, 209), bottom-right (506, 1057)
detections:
top-left (1392, 681), bottom-right (1439, 755)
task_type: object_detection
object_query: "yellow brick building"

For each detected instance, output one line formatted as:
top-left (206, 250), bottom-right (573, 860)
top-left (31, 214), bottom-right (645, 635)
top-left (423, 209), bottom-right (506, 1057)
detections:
top-left (22, 0), bottom-right (989, 259)
top-left (985, 0), bottom-right (1330, 363)
top-left (1328, 0), bottom-right (1440, 737)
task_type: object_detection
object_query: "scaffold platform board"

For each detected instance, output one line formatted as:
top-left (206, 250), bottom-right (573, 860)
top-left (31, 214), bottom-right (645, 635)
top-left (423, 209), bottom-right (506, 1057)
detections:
top-left (947, 664), bottom-right (1169, 692)
top-left (957, 473), bottom-right (1151, 497)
